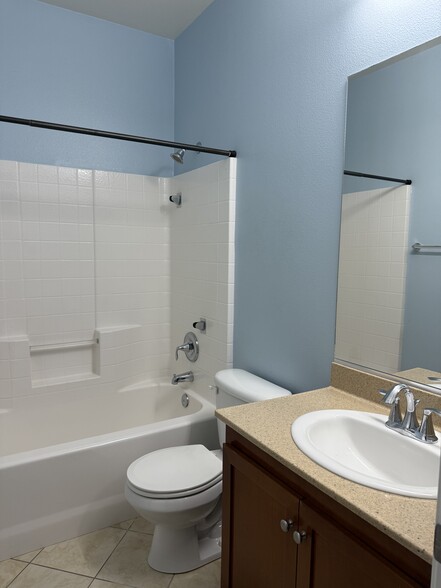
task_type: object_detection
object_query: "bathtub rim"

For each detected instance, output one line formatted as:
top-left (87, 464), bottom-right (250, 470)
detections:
top-left (0, 387), bottom-right (215, 468)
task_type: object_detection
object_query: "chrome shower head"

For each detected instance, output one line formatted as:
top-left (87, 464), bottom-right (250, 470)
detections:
top-left (170, 148), bottom-right (185, 164)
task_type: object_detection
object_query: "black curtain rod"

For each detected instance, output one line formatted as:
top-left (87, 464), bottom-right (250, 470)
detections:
top-left (0, 115), bottom-right (237, 158)
top-left (344, 170), bottom-right (411, 185)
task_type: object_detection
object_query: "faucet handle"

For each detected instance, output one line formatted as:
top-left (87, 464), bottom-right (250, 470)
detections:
top-left (417, 408), bottom-right (441, 443)
top-left (385, 397), bottom-right (402, 429)
top-left (401, 397), bottom-right (420, 433)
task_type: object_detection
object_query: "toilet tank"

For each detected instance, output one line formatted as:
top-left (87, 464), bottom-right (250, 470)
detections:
top-left (214, 369), bottom-right (291, 446)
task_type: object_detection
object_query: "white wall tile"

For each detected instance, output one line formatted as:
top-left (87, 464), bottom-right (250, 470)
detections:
top-left (169, 160), bottom-right (236, 400)
top-left (0, 159), bottom-right (235, 401)
top-left (335, 185), bottom-right (410, 373)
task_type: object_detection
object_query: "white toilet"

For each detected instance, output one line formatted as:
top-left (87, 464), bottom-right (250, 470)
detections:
top-left (124, 368), bottom-right (291, 573)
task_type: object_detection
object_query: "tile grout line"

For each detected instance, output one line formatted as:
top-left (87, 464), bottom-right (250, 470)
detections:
top-left (4, 560), bottom-right (30, 588)
top-left (97, 522), bottom-right (177, 588)
top-left (19, 561), bottom-right (95, 579)
top-left (92, 524), bottom-right (131, 582)
top-left (6, 523), bottom-right (130, 587)
top-left (121, 525), bottom-right (177, 588)
top-left (167, 570), bottom-right (175, 588)
top-left (4, 521), bottom-right (193, 588)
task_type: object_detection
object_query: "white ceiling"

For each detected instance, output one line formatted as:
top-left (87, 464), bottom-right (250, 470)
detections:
top-left (38, 0), bottom-right (215, 39)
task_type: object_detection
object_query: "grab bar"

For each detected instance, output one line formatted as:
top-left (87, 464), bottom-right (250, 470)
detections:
top-left (30, 338), bottom-right (99, 353)
top-left (412, 243), bottom-right (441, 253)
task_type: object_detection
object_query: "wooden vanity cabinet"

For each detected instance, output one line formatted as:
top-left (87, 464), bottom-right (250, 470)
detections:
top-left (221, 428), bottom-right (431, 588)
top-left (221, 433), bottom-right (300, 587)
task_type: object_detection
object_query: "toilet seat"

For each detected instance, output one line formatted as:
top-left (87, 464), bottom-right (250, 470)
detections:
top-left (127, 445), bottom-right (223, 499)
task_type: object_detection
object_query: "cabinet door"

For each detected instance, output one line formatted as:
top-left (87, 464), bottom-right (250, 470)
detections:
top-left (296, 502), bottom-right (426, 588)
top-left (222, 444), bottom-right (299, 588)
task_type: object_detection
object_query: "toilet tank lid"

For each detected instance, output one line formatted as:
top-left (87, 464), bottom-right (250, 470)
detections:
top-left (214, 369), bottom-right (291, 403)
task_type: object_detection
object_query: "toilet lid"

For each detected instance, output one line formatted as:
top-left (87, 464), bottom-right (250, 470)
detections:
top-left (127, 445), bottom-right (223, 498)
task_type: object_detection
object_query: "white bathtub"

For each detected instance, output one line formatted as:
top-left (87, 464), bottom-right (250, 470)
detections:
top-left (0, 381), bottom-right (218, 561)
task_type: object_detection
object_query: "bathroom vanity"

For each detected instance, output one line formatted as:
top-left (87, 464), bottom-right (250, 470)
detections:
top-left (217, 367), bottom-right (439, 588)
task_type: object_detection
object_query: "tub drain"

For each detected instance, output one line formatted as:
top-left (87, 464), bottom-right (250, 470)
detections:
top-left (181, 393), bottom-right (190, 408)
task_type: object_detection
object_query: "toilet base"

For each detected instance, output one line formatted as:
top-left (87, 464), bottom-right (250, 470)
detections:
top-left (148, 521), bottom-right (221, 573)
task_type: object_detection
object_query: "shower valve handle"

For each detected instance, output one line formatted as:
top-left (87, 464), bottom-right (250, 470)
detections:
top-left (175, 332), bottom-right (199, 362)
top-left (175, 343), bottom-right (192, 360)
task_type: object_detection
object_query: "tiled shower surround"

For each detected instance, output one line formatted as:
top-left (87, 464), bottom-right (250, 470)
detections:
top-left (0, 158), bottom-right (235, 401)
top-left (335, 185), bottom-right (410, 373)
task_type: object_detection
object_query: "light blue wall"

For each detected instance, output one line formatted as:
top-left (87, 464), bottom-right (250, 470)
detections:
top-left (1, 0), bottom-right (440, 391)
top-left (344, 41), bottom-right (441, 372)
top-left (0, 0), bottom-right (174, 176)
top-left (175, 0), bottom-right (441, 391)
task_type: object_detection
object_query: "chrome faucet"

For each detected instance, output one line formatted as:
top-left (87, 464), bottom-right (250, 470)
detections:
top-left (379, 383), bottom-right (419, 435)
top-left (379, 384), bottom-right (441, 444)
top-left (171, 371), bottom-right (194, 385)
top-left (415, 408), bottom-right (441, 443)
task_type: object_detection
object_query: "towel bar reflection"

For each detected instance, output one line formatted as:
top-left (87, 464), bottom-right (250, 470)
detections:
top-left (412, 243), bottom-right (441, 252)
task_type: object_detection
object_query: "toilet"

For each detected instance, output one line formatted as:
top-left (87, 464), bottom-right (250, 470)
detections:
top-left (124, 368), bottom-right (291, 573)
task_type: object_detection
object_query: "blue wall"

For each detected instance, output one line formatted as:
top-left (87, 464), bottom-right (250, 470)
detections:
top-left (1, 0), bottom-right (440, 392)
top-left (344, 40), bottom-right (441, 373)
top-left (175, 0), bottom-right (441, 391)
top-left (0, 0), bottom-right (174, 176)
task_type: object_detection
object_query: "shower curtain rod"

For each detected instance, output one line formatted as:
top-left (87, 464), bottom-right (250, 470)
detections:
top-left (344, 170), bottom-right (412, 185)
top-left (0, 115), bottom-right (237, 158)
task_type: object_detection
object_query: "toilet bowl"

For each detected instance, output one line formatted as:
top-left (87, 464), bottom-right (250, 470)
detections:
top-left (125, 369), bottom-right (291, 573)
top-left (125, 445), bottom-right (223, 573)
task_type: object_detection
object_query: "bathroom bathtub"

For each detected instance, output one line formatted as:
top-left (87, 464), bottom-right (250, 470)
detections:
top-left (0, 381), bottom-right (218, 561)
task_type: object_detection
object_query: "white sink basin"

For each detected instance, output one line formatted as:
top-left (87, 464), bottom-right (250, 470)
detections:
top-left (291, 409), bottom-right (440, 498)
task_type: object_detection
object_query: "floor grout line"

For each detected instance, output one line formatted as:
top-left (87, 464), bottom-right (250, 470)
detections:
top-left (93, 526), bottom-right (130, 580)
top-left (25, 561), bottom-right (95, 579)
top-left (3, 520), bottom-right (221, 588)
top-left (10, 546), bottom-right (43, 564)
top-left (4, 561), bottom-right (30, 588)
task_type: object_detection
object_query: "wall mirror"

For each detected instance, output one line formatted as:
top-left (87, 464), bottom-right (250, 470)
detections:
top-left (335, 36), bottom-right (441, 392)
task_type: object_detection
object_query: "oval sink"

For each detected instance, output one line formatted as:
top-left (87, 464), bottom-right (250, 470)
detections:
top-left (291, 409), bottom-right (440, 498)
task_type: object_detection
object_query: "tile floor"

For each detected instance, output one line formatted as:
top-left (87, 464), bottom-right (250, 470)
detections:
top-left (0, 518), bottom-right (221, 588)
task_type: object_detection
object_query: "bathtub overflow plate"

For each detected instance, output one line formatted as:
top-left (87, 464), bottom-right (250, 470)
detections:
top-left (181, 393), bottom-right (190, 408)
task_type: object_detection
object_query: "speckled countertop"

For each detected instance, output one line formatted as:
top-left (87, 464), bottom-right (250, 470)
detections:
top-left (216, 383), bottom-right (438, 564)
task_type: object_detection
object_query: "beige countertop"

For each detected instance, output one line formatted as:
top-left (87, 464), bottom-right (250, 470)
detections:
top-left (216, 385), bottom-right (437, 564)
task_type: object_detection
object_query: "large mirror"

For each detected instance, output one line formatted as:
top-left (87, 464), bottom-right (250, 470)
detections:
top-left (335, 37), bottom-right (441, 391)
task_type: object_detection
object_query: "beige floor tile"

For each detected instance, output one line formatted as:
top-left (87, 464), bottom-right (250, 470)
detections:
top-left (89, 579), bottom-right (133, 588)
top-left (111, 519), bottom-right (134, 531)
top-left (169, 559), bottom-right (221, 588)
top-left (97, 531), bottom-right (172, 588)
top-left (129, 517), bottom-right (155, 535)
top-left (33, 527), bottom-right (125, 577)
top-left (12, 548), bottom-right (42, 563)
top-left (0, 559), bottom-right (27, 588)
top-left (7, 564), bottom-right (92, 588)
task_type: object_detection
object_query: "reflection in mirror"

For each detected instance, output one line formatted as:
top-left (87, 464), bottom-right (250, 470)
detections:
top-left (335, 37), bottom-right (441, 392)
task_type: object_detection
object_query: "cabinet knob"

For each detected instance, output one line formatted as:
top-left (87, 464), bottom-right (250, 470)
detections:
top-left (293, 530), bottom-right (307, 544)
top-left (280, 519), bottom-right (294, 533)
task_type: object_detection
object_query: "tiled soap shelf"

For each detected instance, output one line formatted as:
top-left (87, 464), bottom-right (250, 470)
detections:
top-left (30, 337), bottom-right (100, 388)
